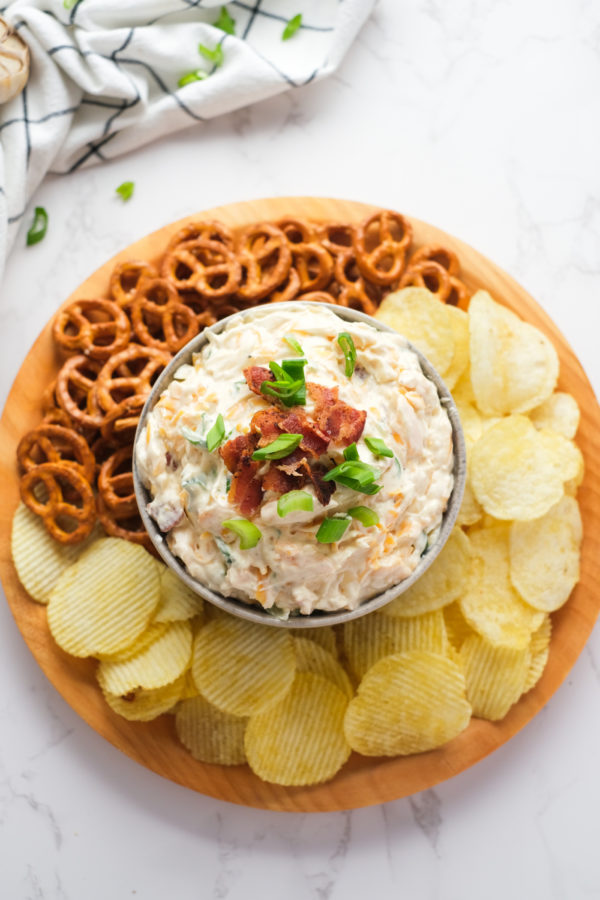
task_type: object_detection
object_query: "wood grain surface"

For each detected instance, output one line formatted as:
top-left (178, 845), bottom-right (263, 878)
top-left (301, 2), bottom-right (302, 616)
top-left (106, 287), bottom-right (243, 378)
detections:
top-left (1, 196), bottom-right (599, 812)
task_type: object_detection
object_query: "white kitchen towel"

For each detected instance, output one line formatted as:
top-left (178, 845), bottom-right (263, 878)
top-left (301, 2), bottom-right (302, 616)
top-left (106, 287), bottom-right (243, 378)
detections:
top-left (0, 0), bottom-right (375, 279)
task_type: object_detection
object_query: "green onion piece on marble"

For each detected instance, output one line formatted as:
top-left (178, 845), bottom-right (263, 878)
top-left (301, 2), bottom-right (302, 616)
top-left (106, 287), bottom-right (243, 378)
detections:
top-left (115, 182), bottom-right (134, 202)
top-left (282, 14), bottom-right (302, 40)
top-left (26, 207), bottom-right (48, 246)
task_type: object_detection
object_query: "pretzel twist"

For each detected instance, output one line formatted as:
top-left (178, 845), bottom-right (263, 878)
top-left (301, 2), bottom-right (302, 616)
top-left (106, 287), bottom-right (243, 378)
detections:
top-left (53, 298), bottom-right (131, 360)
top-left (56, 355), bottom-right (105, 431)
top-left (20, 462), bottom-right (96, 544)
top-left (110, 260), bottom-right (158, 310)
top-left (235, 223), bottom-right (292, 301)
top-left (97, 447), bottom-right (137, 516)
top-left (161, 239), bottom-right (241, 299)
top-left (17, 424), bottom-right (96, 483)
top-left (130, 277), bottom-right (198, 352)
top-left (354, 210), bottom-right (412, 285)
top-left (95, 345), bottom-right (172, 416)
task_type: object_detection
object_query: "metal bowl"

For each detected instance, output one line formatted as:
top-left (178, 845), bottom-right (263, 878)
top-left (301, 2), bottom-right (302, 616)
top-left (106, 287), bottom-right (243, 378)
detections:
top-left (133, 302), bottom-right (466, 629)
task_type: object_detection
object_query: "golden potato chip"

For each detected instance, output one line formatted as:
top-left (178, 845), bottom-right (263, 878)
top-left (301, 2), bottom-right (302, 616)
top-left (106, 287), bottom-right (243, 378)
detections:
top-left (456, 443), bottom-right (483, 528)
top-left (524, 616), bottom-right (552, 692)
top-left (443, 602), bottom-right (475, 651)
top-left (102, 674), bottom-right (186, 722)
top-left (443, 305), bottom-right (470, 390)
top-left (452, 368), bottom-right (476, 406)
top-left (460, 524), bottom-right (544, 649)
top-left (97, 620), bottom-right (193, 695)
top-left (344, 651), bottom-right (471, 756)
top-left (455, 402), bottom-right (483, 443)
top-left (11, 502), bottom-right (100, 605)
top-left (509, 496), bottom-right (582, 612)
top-left (97, 621), bottom-right (169, 663)
top-left (294, 637), bottom-right (353, 698)
top-left (47, 538), bottom-right (160, 657)
top-left (176, 695), bottom-right (247, 765)
top-left (192, 618), bottom-right (296, 717)
top-left (375, 287), bottom-right (455, 376)
top-left (382, 528), bottom-right (472, 618)
top-left (469, 290), bottom-right (558, 415)
top-left (530, 391), bottom-right (580, 439)
top-left (460, 634), bottom-right (531, 720)
top-left (154, 568), bottom-right (203, 624)
top-left (179, 668), bottom-right (200, 700)
top-left (245, 672), bottom-right (350, 785)
top-left (300, 626), bottom-right (337, 657)
top-left (538, 430), bottom-right (584, 484)
top-left (470, 416), bottom-right (566, 521)
top-left (343, 609), bottom-right (449, 680)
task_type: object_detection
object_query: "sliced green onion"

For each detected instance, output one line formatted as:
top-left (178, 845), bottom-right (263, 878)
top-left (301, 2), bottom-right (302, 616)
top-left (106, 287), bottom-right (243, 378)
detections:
top-left (115, 181), bottom-right (134, 202)
top-left (181, 425), bottom-right (206, 447)
top-left (260, 378), bottom-right (305, 407)
top-left (282, 13), bottom-right (302, 40)
top-left (348, 506), bottom-right (380, 527)
top-left (206, 413), bottom-right (226, 452)
top-left (322, 459), bottom-right (382, 495)
top-left (316, 515), bottom-right (350, 544)
top-left (26, 207), bottom-right (48, 246)
top-left (178, 69), bottom-right (208, 87)
top-left (214, 5), bottom-right (235, 34)
top-left (343, 442), bottom-right (359, 461)
top-left (214, 535), bottom-right (233, 565)
top-left (280, 358), bottom-right (307, 380)
top-left (199, 42), bottom-right (224, 67)
top-left (284, 335), bottom-right (304, 355)
top-left (222, 519), bottom-right (261, 550)
top-left (252, 434), bottom-right (302, 460)
top-left (277, 490), bottom-right (313, 518)
top-left (337, 332), bottom-right (357, 377)
top-left (364, 436), bottom-right (394, 458)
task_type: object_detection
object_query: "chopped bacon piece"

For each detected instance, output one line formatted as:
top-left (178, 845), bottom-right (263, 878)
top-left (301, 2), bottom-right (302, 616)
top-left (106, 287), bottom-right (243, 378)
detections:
top-left (308, 382), bottom-right (367, 447)
top-left (219, 433), bottom-right (258, 473)
top-left (298, 460), bottom-right (336, 507)
top-left (276, 447), bottom-right (308, 477)
top-left (262, 465), bottom-right (302, 495)
top-left (280, 409), bottom-right (329, 458)
top-left (250, 408), bottom-right (286, 447)
top-left (219, 433), bottom-right (263, 516)
top-left (244, 366), bottom-right (274, 397)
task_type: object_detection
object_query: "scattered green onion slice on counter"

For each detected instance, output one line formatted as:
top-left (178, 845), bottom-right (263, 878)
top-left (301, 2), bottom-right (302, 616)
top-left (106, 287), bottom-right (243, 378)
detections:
top-left (316, 515), bottom-right (351, 544)
top-left (284, 335), bottom-right (304, 355)
top-left (178, 70), bottom-right (208, 87)
top-left (343, 442), bottom-right (359, 461)
top-left (26, 207), bottom-right (48, 246)
top-left (282, 13), bottom-right (302, 40)
top-left (222, 519), bottom-right (262, 550)
top-left (337, 332), bottom-right (357, 377)
top-left (348, 506), bottom-right (380, 527)
top-left (115, 181), bottom-right (134, 202)
top-left (277, 490), bottom-right (313, 518)
top-left (198, 42), bottom-right (224, 67)
top-left (214, 5), bottom-right (236, 34)
top-left (252, 433), bottom-right (303, 460)
top-left (364, 436), bottom-right (394, 458)
top-left (206, 413), bottom-right (226, 452)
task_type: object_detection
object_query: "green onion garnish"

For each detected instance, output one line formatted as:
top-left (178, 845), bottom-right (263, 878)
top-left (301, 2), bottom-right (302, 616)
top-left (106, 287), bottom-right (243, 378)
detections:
top-left (277, 490), bottom-right (313, 518)
top-left (316, 515), bottom-right (351, 544)
top-left (322, 460), bottom-right (382, 495)
top-left (115, 181), bottom-right (134, 202)
top-left (343, 443), bottom-right (359, 461)
top-left (260, 357), bottom-right (307, 407)
top-left (26, 207), bottom-right (48, 246)
top-left (181, 425), bottom-right (205, 447)
top-left (252, 434), bottom-right (303, 460)
top-left (284, 335), bottom-right (304, 355)
top-left (337, 332), bottom-right (357, 377)
top-left (214, 5), bottom-right (235, 34)
top-left (206, 414), bottom-right (226, 452)
top-left (348, 506), bottom-right (380, 527)
top-left (282, 13), bottom-right (302, 40)
top-left (199, 43), bottom-right (224, 67)
top-left (222, 519), bottom-right (261, 550)
top-left (364, 436), bottom-right (394, 458)
top-left (178, 70), bottom-right (208, 87)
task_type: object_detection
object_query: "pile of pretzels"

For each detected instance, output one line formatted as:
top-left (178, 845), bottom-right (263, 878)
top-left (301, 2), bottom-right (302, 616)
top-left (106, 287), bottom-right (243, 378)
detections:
top-left (16, 210), bottom-right (471, 547)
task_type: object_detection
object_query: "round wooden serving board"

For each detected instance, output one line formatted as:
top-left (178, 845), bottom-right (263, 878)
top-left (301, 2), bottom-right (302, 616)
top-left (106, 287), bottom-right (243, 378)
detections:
top-left (1, 197), bottom-right (599, 812)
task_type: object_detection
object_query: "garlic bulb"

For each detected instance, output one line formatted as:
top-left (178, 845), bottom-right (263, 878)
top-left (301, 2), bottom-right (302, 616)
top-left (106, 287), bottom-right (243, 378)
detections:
top-left (0, 18), bottom-right (30, 105)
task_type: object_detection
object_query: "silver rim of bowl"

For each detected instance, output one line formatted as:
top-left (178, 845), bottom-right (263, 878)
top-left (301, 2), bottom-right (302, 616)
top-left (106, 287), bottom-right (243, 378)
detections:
top-left (132, 301), bottom-right (467, 629)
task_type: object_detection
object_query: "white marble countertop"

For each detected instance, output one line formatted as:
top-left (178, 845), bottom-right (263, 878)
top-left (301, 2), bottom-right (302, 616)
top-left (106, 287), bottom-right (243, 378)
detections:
top-left (2, 1), bottom-right (600, 897)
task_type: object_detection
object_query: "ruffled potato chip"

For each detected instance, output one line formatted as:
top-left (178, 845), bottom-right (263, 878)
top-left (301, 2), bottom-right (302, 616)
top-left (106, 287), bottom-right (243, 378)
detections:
top-left (443, 305), bottom-right (470, 390)
top-left (192, 618), bottom-right (296, 717)
top-left (460, 524), bottom-right (544, 649)
top-left (47, 538), bottom-right (160, 657)
top-left (460, 634), bottom-right (531, 720)
top-left (97, 621), bottom-right (169, 663)
top-left (176, 695), bottom-right (247, 765)
top-left (154, 568), bottom-right (203, 624)
top-left (245, 673), bottom-right (351, 786)
top-left (470, 416), bottom-right (566, 521)
top-left (443, 602), bottom-right (475, 651)
top-left (11, 502), bottom-right (100, 605)
top-left (382, 528), bottom-right (472, 618)
top-left (524, 616), bottom-right (552, 692)
top-left (344, 651), bottom-right (471, 756)
top-left (96, 620), bottom-right (193, 695)
top-left (509, 496), bottom-right (582, 612)
top-left (294, 638), bottom-right (353, 698)
top-left (469, 290), bottom-right (558, 415)
top-left (102, 674), bottom-right (186, 722)
top-left (375, 287), bottom-right (455, 376)
top-left (301, 626), bottom-right (338, 657)
top-left (529, 391), bottom-right (580, 439)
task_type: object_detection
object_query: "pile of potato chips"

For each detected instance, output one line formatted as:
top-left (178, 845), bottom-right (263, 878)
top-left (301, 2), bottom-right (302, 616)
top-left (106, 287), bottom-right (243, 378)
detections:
top-left (11, 287), bottom-right (584, 787)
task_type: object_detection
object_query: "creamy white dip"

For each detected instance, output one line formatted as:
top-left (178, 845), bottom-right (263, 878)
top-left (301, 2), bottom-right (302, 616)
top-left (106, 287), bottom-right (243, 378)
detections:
top-left (136, 305), bottom-right (454, 616)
